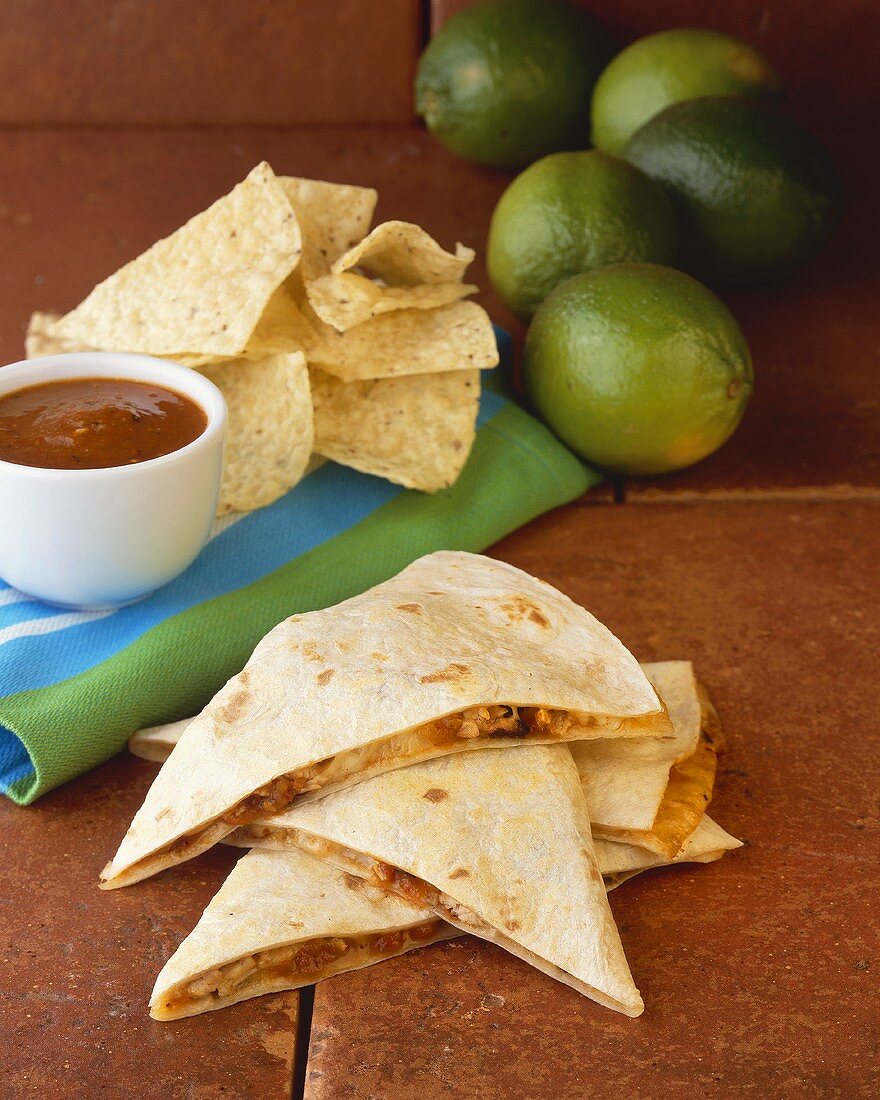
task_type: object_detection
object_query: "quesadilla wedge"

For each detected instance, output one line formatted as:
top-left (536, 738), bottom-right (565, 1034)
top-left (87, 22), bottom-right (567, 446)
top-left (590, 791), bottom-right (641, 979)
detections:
top-left (102, 552), bottom-right (669, 890)
top-left (573, 661), bottom-right (723, 858)
top-left (151, 813), bottom-right (740, 1020)
top-left (223, 743), bottom-right (646, 1016)
top-left (149, 845), bottom-right (457, 1020)
top-left (597, 815), bottom-right (743, 891)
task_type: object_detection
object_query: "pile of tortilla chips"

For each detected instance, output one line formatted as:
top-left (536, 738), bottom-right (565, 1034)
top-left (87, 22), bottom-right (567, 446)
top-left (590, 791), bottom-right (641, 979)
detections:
top-left (103, 551), bottom-right (742, 1022)
top-left (26, 163), bottom-right (498, 514)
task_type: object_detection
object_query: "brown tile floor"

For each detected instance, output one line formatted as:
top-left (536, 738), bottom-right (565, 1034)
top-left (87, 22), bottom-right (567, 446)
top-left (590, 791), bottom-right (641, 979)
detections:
top-left (307, 500), bottom-right (880, 1099)
top-left (0, 755), bottom-right (297, 1098)
top-left (1, 122), bottom-right (878, 1098)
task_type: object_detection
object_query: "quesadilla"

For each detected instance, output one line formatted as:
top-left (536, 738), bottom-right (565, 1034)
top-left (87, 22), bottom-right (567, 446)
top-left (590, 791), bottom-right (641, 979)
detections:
top-left (151, 813), bottom-right (740, 1020)
top-left (149, 846), bottom-right (457, 1020)
top-left (103, 552), bottom-right (669, 890)
top-left (597, 815), bottom-right (743, 891)
top-left (224, 743), bottom-right (646, 1016)
top-left (573, 661), bottom-right (722, 858)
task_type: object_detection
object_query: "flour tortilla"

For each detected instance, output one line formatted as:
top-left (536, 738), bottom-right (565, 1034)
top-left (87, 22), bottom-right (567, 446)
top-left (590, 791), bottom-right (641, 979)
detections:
top-left (102, 551), bottom-right (667, 889)
top-left (150, 808), bottom-right (740, 1019)
top-left (574, 661), bottom-right (721, 857)
top-left (223, 744), bottom-right (644, 1015)
top-left (149, 845), bottom-right (456, 1020)
top-left (598, 815), bottom-right (743, 890)
top-left (50, 163), bottom-right (302, 357)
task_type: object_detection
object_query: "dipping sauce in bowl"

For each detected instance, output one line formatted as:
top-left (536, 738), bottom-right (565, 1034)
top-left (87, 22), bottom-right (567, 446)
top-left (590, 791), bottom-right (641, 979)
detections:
top-left (0, 377), bottom-right (208, 470)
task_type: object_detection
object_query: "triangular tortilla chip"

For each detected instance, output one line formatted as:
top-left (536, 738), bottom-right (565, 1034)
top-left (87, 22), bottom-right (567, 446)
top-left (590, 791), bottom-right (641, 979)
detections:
top-left (311, 367), bottom-right (480, 492)
top-left (306, 274), bottom-right (477, 331)
top-left (278, 176), bottom-right (377, 283)
top-left (200, 351), bottom-right (312, 515)
top-left (50, 163), bottom-right (302, 358)
top-left (102, 551), bottom-right (668, 889)
top-left (225, 744), bottom-right (644, 1015)
top-left (149, 846), bottom-right (456, 1020)
top-left (574, 661), bottom-right (721, 857)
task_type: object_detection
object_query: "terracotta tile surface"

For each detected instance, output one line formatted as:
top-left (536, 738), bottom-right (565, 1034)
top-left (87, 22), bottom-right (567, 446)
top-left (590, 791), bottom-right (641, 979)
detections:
top-left (0, 0), bottom-right (421, 125)
top-left (306, 499), bottom-right (880, 1099)
top-left (0, 754), bottom-right (298, 1098)
top-left (433, 0), bottom-right (880, 125)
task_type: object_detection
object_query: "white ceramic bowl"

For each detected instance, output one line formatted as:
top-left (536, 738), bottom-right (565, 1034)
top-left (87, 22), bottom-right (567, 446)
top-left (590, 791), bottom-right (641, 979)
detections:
top-left (0, 352), bottom-right (227, 609)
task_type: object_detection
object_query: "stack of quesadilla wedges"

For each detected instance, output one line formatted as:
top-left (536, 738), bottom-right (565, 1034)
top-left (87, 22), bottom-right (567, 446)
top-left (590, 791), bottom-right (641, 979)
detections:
top-left (105, 552), bottom-right (741, 1022)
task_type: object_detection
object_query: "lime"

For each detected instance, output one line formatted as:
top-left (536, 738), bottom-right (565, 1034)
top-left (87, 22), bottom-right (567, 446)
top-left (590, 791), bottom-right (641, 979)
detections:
top-left (487, 150), bottom-right (677, 320)
top-left (625, 97), bottom-right (839, 281)
top-left (414, 0), bottom-right (609, 168)
top-left (524, 264), bottom-right (753, 476)
top-left (591, 28), bottom-right (781, 155)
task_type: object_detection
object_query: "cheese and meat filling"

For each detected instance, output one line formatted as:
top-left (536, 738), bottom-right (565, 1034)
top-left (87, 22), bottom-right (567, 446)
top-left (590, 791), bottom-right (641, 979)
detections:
top-left (157, 703), bottom-right (616, 863)
top-left (152, 920), bottom-right (445, 1020)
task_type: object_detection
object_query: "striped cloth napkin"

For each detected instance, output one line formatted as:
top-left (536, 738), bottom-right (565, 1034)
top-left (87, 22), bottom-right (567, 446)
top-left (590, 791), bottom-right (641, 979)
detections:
top-left (0, 340), bottom-right (596, 804)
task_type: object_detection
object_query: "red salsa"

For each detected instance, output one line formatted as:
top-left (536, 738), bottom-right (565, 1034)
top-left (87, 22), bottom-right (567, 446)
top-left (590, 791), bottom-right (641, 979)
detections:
top-left (0, 378), bottom-right (207, 470)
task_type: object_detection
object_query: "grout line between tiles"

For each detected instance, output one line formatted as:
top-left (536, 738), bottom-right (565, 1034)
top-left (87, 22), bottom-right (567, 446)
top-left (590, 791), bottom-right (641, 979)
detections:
top-left (292, 985), bottom-right (315, 1100)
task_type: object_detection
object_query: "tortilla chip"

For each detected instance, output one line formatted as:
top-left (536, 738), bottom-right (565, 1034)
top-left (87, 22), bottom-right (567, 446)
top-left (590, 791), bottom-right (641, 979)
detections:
top-left (278, 176), bottom-right (377, 283)
top-left (311, 367), bottom-right (479, 492)
top-left (306, 274), bottom-right (477, 331)
top-left (50, 163), bottom-right (302, 358)
top-left (333, 221), bottom-right (474, 284)
top-left (201, 351), bottom-right (312, 515)
top-left (297, 300), bottom-right (498, 381)
top-left (25, 311), bottom-right (82, 358)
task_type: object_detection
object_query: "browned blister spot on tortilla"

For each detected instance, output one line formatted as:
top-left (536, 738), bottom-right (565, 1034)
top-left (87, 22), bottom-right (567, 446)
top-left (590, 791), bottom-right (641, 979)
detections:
top-left (372, 652), bottom-right (389, 662)
top-left (505, 920), bottom-right (521, 932)
top-left (288, 920), bottom-right (304, 928)
top-left (395, 603), bottom-right (423, 614)
top-left (448, 867), bottom-right (469, 879)
top-left (217, 685), bottom-right (251, 723)
top-left (342, 873), bottom-right (363, 891)
top-left (423, 788), bottom-right (449, 803)
top-left (499, 595), bottom-right (550, 628)
top-left (316, 668), bottom-right (335, 686)
top-left (419, 662), bottom-right (469, 684)
top-left (302, 641), bottom-right (323, 662)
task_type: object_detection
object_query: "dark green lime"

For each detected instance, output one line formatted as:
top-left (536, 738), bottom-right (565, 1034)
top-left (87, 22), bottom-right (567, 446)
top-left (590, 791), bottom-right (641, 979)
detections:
top-left (626, 97), bottom-right (840, 282)
top-left (415, 0), bottom-right (609, 169)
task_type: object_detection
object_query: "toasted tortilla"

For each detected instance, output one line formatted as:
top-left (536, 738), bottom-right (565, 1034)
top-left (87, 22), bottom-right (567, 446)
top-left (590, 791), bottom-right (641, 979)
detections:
top-left (102, 551), bottom-right (668, 889)
top-left (278, 176), bottom-right (377, 285)
top-left (49, 163), bottom-right (302, 358)
top-left (224, 744), bottom-right (644, 1015)
top-left (598, 815), bottom-right (743, 890)
top-left (149, 845), bottom-right (457, 1020)
top-left (310, 367), bottom-right (480, 492)
top-left (307, 222), bottom-right (476, 331)
top-left (201, 351), bottom-right (313, 515)
top-left (574, 661), bottom-right (721, 857)
top-left (151, 808), bottom-right (741, 1019)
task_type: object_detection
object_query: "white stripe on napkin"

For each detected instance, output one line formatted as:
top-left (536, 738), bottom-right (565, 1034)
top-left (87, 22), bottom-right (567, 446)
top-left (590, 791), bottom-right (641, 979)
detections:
top-left (0, 588), bottom-right (31, 608)
top-left (0, 609), bottom-right (115, 647)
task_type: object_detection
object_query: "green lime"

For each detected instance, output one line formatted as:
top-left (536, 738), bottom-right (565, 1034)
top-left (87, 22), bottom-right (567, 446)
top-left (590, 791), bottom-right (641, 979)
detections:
top-left (625, 97), bottom-right (839, 282)
top-left (487, 150), bottom-right (677, 320)
top-left (524, 264), bottom-right (753, 476)
top-left (414, 0), bottom-right (609, 169)
top-left (591, 28), bottom-right (781, 155)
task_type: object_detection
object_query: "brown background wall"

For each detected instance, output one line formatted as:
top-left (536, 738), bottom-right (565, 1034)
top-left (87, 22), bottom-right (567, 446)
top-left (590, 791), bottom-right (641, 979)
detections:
top-left (0, 0), bottom-right (876, 128)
